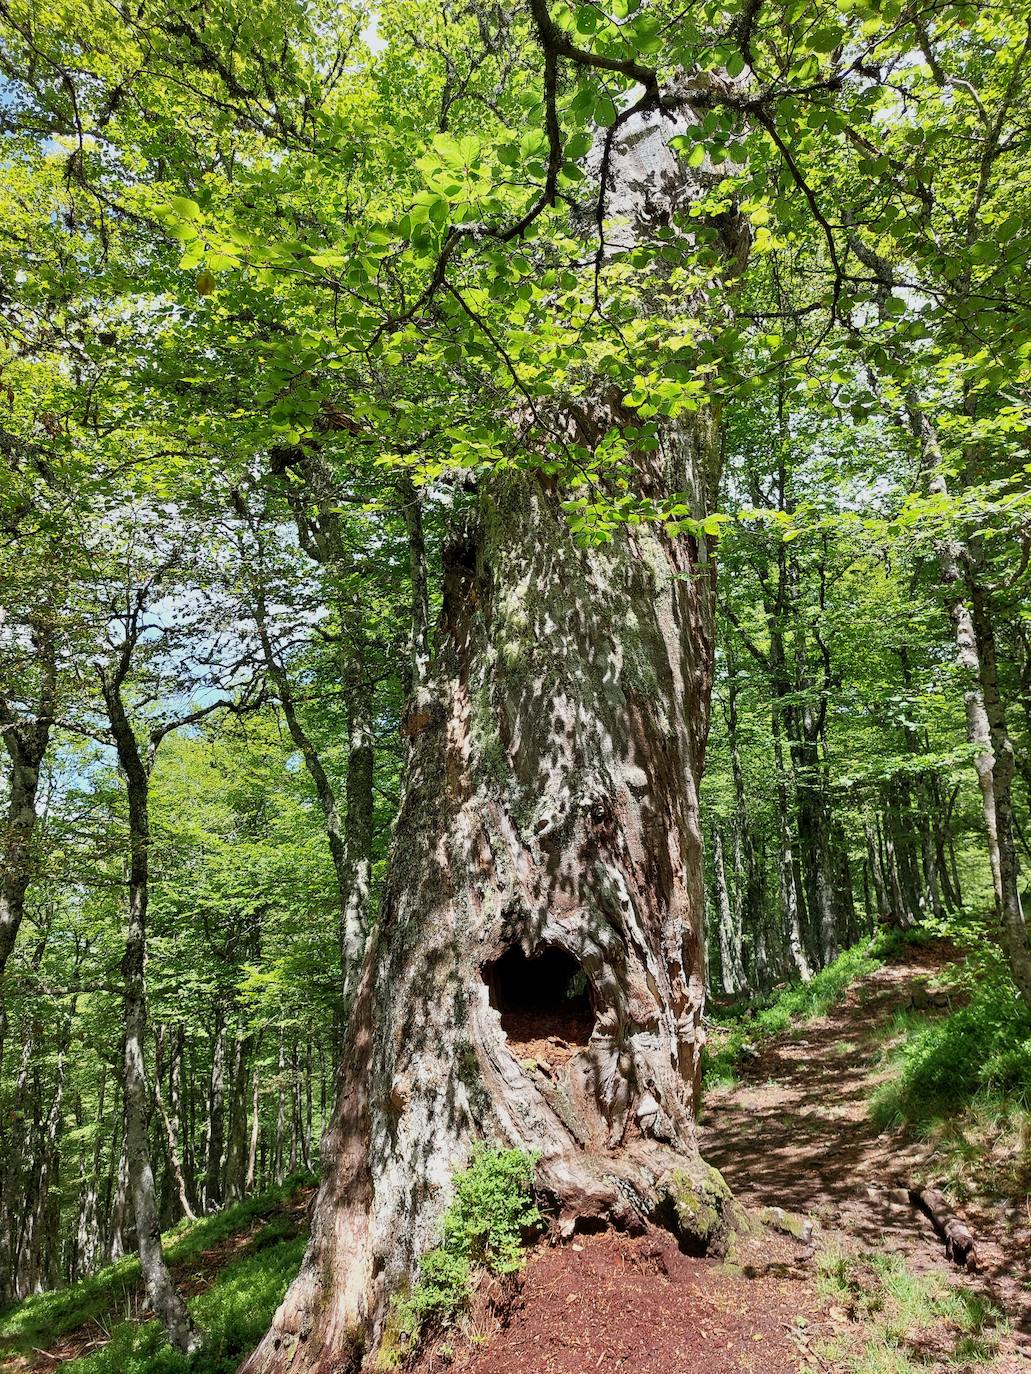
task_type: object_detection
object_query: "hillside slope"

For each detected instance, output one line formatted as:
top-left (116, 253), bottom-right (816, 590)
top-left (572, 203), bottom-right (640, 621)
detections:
top-left (0, 1181), bottom-right (314, 1374)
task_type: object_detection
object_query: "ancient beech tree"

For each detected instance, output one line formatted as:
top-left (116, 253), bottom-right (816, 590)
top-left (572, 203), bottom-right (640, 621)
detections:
top-left (243, 104), bottom-right (749, 1374)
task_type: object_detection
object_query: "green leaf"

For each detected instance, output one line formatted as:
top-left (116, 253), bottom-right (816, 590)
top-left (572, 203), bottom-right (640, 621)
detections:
top-left (810, 26), bottom-right (844, 53)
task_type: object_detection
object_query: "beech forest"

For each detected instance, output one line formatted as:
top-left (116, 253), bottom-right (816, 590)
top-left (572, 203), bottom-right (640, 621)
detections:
top-left (0, 2), bottom-right (1030, 1372)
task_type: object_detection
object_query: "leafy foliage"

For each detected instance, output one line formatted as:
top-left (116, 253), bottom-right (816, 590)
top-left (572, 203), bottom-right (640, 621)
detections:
top-left (388, 1147), bottom-right (541, 1351)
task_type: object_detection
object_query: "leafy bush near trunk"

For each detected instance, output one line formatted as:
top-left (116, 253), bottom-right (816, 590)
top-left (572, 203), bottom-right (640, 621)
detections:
top-left (383, 1146), bottom-right (540, 1363)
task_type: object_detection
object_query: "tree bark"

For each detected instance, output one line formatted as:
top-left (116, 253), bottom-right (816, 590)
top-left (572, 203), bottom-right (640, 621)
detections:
top-left (100, 670), bottom-right (202, 1355)
top-left (154, 1038), bottom-right (197, 1223)
top-left (246, 1057), bottom-right (261, 1192)
top-left (967, 576), bottom-right (1031, 1000)
top-left (711, 826), bottom-right (745, 994)
top-left (907, 409), bottom-right (1031, 1004)
top-left (204, 1008), bottom-right (228, 1211)
top-left (239, 491), bottom-right (373, 1005)
top-left (0, 621), bottom-right (57, 982)
top-left (242, 438), bottom-right (746, 1370)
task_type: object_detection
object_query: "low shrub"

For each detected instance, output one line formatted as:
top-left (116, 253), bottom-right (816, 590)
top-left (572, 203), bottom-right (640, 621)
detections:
top-left (386, 1146), bottom-right (540, 1358)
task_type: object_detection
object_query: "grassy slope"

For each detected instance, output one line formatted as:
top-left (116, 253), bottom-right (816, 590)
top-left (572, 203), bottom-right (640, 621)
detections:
top-left (0, 1178), bottom-right (314, 1374)
top-left (867, 937), bottom-right (1031, 1203)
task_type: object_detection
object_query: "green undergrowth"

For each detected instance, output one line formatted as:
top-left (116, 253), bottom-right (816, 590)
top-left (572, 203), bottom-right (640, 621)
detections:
top-left (702, 934), bottom-right (903, 1088)
top-left (378, 1146), bottom-right (541, 1369)
top-left (816, 1249), bottom-right (1005, 1373)
top-left (0, 1174), bottom-right (315, 1374)
top-left (869, 935), bottom-right (1031, 1199)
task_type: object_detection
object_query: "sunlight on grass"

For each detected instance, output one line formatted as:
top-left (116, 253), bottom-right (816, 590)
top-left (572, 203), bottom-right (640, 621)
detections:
top-left (703, 937), bottom-right (893, 1087)
top-left (865, 945), bottom-right (1031, 1202)
top-left (816, 1250), bottom-right (1005, 1373)
top-left (0, 1177), bottom-right (314, 1374)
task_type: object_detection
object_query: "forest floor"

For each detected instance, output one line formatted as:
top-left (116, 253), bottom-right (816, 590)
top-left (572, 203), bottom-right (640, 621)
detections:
top-left (417, 941), bottom-right (1028, 1374)
top-left (3, 944), bottom-right (1028, 1374)
top-left (702, 941), bottom-right (1030, 1370)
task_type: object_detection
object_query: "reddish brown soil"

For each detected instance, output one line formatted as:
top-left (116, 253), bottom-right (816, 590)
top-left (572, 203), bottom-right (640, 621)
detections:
top-left (416, 1228), bottom-right (829, 1374)
top-left (500, 1006), bottom-right (594, 1069)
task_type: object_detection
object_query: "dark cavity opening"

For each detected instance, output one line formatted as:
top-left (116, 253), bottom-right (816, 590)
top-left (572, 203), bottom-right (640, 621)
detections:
top-left (484, 945), bottom-right (595, 1066)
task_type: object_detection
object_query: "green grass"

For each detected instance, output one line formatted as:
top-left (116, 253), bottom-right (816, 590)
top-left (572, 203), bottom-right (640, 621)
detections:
top-left (870, 964), bottom-right (1031, 1132)
top-left (703, 937), bottom-right (893, 1087)
top-left (867, 940), bottom-right (1031, 1201)
top-left (0, 1175), bottom-right (315, 1374)
top-left (816, 1249), bottom-right (1004, 1373)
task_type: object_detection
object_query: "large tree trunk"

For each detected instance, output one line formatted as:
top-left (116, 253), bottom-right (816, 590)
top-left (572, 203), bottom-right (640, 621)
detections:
top-left (242, 447), bottom-right (745, 1371)
top-left (241, 98), bottom-right (748, 1374)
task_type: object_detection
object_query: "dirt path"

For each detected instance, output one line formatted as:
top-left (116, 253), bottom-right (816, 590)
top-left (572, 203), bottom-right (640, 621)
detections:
top-left (700, 944), bottom-right (1031, 1364)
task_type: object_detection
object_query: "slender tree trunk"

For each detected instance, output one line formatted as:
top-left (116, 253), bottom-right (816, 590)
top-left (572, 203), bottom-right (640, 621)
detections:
top-left (772, 717), bottom-right (812, 980)
top-left (711, 827), bottom-right (744, 994)
top-left (5, 1023), bottom-right (39, 1298)
top-left (100, 671), bottom-right (202, 1355)
top-left (246, 1058), bottom-right (261, 1193)
top-left (241, 508), bottom-right (372, 1004)
top-left (75, 1068), bottom-right (107, 1280)
top-left (225, 1036), bottom-right (254, 1204)
top-left (154, 1065), bottom-right (196, 1222)
top-left (968, 577), bottom-right (1031, 999)
top-left (205, 1009), bottom-right (227, 1211)
top-left (340, 656), bottom-right (374, 1009)
top-left (905, 409), bottom-right (1031, 1003)
top-left (0, 925), bottom-right (50, 1300)
top-left (108, 1118), bottom-right (130, 1263)
top-left (18, 1006), bottom-right (72, 1295)
top-left (399, 475), bottom-right (432, 700)
top-left (274, 1032), bottom-right (286, 1185)
top-left (725, 660), bottom-right (761, 984)
top-left (0, 624), bottom-right (56, 983)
